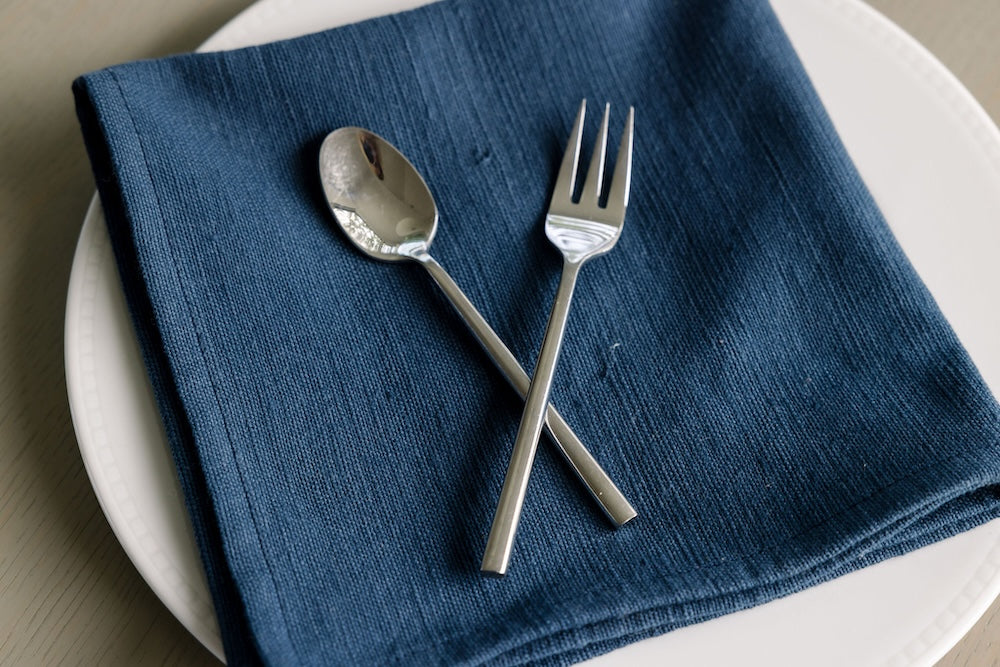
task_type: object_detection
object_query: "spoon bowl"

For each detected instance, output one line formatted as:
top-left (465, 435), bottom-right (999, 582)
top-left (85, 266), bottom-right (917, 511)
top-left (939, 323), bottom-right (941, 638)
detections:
top-left (319, 127), bottom-right (437, 261)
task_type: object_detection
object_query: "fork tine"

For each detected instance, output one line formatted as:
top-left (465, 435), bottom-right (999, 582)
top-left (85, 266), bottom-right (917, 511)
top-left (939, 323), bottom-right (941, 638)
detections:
top-left (581, 103), bottom-right (611, 202)
top-left (606, 106), bottom-right (635, 211)
top-left (553, 99), bottom-right (587, 202)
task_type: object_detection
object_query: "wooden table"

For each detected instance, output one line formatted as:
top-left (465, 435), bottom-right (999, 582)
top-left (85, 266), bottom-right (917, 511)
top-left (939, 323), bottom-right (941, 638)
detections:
top-left (1, 1), bottom-right (997, 664)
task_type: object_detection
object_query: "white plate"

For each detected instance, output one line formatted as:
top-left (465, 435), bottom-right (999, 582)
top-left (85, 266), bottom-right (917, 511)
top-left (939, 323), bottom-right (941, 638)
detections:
top-left (64, 0), bottom-right (1000, 664)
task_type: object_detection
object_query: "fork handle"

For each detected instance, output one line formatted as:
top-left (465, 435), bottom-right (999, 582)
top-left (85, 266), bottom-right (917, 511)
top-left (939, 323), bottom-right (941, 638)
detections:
top-left (415, 253), bottom-right (636, 527)
top-left (482, 260), bottom-right (584, 576)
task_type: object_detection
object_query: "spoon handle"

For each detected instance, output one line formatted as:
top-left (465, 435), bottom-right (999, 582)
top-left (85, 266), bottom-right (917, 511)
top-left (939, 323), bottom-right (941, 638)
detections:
top-left (415, 253), bottom-right (636, 527)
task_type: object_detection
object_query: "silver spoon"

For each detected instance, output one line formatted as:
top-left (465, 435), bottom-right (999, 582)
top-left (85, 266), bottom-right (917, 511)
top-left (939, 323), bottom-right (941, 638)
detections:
top-left (318, 127), bottom-right (636, 527)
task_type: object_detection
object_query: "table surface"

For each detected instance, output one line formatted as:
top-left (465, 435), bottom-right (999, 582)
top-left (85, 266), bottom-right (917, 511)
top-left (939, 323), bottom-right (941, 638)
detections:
top-left (2, 0), bottom-right (999, 664)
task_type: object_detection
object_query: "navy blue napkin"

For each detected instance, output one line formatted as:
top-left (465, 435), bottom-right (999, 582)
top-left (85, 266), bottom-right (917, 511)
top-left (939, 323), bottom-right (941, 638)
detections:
top-left (74, 0), bottom-right (1000, 664)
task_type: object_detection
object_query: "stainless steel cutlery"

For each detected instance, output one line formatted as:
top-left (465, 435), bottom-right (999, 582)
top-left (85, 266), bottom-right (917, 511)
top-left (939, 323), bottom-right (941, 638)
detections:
top-left (482, 100), bottom-right (635, 575)
top-left (319, 99), bottom-right (635, 576)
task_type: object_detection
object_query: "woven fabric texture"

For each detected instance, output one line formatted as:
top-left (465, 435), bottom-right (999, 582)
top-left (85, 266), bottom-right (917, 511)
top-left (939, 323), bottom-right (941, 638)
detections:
top-left (73, 0), bottom-right (1000, 664)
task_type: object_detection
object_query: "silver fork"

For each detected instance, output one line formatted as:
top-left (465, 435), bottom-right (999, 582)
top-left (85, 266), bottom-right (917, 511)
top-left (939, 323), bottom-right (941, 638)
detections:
top-left (482, 100), bottom-right (635, 576)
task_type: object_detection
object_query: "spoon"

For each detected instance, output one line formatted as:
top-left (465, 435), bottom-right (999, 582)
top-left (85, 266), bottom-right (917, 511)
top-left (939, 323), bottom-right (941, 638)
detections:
top-left (318, 127), bottom-right (636, 527)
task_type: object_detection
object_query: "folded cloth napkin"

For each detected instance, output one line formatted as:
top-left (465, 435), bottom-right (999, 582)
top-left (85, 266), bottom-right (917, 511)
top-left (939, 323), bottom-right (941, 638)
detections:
top-left (74, 0), bottom-right (1000, 663)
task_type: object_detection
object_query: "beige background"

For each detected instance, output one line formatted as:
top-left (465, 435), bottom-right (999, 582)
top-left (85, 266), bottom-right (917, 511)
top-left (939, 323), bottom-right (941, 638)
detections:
top-left (0, 0), bottom-right (998, 664)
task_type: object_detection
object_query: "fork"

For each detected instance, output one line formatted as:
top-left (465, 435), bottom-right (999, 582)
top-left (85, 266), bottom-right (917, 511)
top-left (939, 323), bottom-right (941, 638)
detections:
top-left (482, 100), bottom-right (635, 576)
